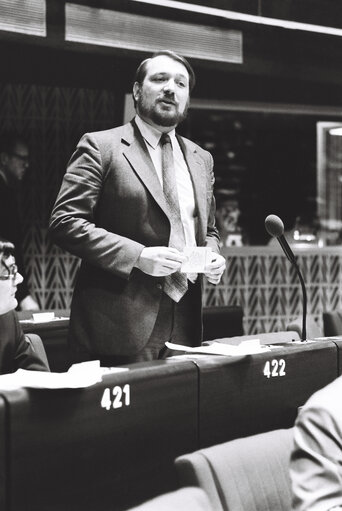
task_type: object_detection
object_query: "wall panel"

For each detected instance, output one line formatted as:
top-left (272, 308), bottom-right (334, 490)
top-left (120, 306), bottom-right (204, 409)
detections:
top-left (0, 82), bottom-right (119, 309)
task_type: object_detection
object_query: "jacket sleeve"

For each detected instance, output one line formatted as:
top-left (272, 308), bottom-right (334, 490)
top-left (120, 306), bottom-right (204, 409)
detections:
top-left (204, 152), bottom-right (220, 254)
top-left (290, 405), bottom-right (342, 511)
top-left (49, 133), bottom-right (144, 280)
top-left (13, 314), bottom-right (50, 372)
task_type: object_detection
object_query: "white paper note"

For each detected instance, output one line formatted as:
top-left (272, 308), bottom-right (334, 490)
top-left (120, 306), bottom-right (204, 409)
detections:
top-left (0, 361), bottom-right (128, 390)
top-left (166, 339), bottom-right (271, 356)
top-left (181, 247), bottom-right (212, 273)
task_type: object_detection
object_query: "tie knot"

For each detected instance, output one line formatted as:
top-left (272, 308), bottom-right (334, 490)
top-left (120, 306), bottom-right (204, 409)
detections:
top-left (160, 133), bottom-right (172, 147)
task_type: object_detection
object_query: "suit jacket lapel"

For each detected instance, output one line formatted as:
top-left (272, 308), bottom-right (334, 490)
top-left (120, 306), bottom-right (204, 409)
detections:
top-left (122, 121), bottom-right (170, 218)
top-left (177, 135), bottom-right (207, 242)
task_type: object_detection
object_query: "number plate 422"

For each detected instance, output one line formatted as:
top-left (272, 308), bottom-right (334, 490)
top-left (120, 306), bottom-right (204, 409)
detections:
top-left (263, 359), bottom-right (286, 379)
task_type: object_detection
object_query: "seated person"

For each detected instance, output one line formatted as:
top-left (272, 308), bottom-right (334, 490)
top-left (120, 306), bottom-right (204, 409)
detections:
top-left (0, 239), bottom-right (49, 374)
top-left (290, 375), bottom-right (342, 511)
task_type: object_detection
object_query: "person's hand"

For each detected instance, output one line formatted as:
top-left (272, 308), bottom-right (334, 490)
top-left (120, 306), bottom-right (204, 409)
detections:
top-left (19, 295), bottom-right (40, 311)
top-left (134, 247), bottom-right (188, 276)
top-left (204, 253), bottom-right (226, 285)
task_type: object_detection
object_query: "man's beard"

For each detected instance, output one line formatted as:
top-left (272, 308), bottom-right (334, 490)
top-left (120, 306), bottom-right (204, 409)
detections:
top-left (137, 96), bottom-right (189, 127)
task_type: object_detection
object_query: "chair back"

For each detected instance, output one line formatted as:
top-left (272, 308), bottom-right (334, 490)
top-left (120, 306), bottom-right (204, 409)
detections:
top-left (25, 333), bottom-right (50, 370)
top-left (323, 310), bottom-right (342, 336)
top-left (175, 428), bottom-right (294, 511)
top-left (202, 305), bottom-right (243, 341)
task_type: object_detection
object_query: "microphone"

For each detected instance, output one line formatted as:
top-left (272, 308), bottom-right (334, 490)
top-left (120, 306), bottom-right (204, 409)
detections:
top-left (265, 214), bottom-right (307, 341)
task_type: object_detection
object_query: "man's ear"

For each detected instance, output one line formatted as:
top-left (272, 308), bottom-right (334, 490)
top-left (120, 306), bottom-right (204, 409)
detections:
top-left (132, 82), bottom-right (140, 103)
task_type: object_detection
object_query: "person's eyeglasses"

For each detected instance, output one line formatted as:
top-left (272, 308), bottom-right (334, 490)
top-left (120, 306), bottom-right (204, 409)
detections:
top-left (9, 153), bottom-right (29, 164)
top-left (0, 263), bottom-right (18, 280)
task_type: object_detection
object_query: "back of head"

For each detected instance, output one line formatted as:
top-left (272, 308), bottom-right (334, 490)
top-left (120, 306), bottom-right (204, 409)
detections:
top-left (0, 131), bottom-right (29, 186)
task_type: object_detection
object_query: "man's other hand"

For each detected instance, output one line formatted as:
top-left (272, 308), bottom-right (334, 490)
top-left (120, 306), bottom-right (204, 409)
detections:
top-left (135, 247), bottom-right (188, 276)
top-left (204, 253), bottom-right (226, 285)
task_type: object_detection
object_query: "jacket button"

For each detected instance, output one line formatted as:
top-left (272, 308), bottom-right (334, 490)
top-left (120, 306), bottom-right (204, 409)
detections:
top-left (156, 283), bottom-right (162, 290)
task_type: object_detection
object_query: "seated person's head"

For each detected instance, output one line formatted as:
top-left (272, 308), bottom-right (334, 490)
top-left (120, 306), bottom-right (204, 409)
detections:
top-left (0, 131), bottom-right (29, 188)
top-left (0, 240), bottom-right (23, 314)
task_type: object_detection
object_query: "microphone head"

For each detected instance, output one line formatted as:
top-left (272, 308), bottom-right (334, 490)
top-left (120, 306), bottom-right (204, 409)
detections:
top-left (265, 214), bottom-right (285, 237)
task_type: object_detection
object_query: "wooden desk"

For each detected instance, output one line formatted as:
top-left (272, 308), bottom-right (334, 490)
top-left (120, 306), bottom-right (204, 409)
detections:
top-left (186, 339), bottom-right (338, 448)
top-left (0, 340), bottom-right (338, 510)
top-left (0, 360), bottom-right (198, 511)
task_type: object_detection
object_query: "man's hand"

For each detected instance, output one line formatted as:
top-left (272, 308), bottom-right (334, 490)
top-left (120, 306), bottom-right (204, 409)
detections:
top-left (134, 247), bottom-right (188, 276)
top-left (204, 253), bottom-right (226, 285)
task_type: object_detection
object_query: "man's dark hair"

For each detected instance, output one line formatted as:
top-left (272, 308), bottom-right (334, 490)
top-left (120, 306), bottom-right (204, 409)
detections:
top-left (132, 50), bottom-right (196, 107)
top-left (0, 131), bottom-right (28, 154)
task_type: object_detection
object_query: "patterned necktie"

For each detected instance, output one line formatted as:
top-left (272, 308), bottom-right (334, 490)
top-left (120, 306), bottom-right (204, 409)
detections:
top-left (160, 133), bottom-right (188, 302)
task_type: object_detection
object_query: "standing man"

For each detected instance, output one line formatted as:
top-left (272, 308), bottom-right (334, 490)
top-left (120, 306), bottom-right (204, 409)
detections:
top-left (0, 132), bottom-right (39, 311)
top-left (49, 50), bottom-right (226, 365)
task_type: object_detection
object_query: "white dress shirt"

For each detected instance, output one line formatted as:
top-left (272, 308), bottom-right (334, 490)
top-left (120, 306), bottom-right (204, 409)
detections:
top-left (135, 115), bottom-right (198, 281)
top-left (135, 115), bottom-right (197, 249)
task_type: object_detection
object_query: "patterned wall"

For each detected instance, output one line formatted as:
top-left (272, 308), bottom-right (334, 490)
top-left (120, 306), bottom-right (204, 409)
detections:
top-left (0, 83), bottom-right (119, 308)
top-left (205, 246), bottom-right (342, 335)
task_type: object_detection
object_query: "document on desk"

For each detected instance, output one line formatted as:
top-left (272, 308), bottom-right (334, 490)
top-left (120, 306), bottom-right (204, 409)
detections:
top-left (166, 339), bottom-right (271, 356)
top-left (0, 361), bottom-right (128, 390)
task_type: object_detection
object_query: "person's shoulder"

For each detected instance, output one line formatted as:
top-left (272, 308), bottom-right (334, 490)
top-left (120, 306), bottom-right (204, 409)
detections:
top-left (178, 135), bottom-right (213, 166)
top-left (85, 124), bottom-right (127, 143)
top-left (179, 135), bottom-right (208, 154)
top-left (301, 375), bottom-right (342, 417)
top-left (0, 310), bottom-right (17, 338)
top-left (81, 123), bottom-right (134, 152)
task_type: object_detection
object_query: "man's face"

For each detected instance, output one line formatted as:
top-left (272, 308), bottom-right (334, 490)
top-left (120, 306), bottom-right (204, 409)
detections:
top-left (133, 55), bottom-right (190, 129)
top-left (0, 255), bottom-right (23, 315)
top-left (1, 142), bottom-right (29, 186)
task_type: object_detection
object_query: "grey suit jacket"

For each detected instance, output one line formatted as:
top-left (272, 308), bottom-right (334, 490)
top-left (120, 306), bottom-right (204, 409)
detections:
top-left (49, 120), bottom-right (220, 356)
top-left (290, 375), bottom-right (342, 511)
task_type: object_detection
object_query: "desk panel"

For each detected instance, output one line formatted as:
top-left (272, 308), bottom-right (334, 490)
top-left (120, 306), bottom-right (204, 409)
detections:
top-left (0, 397), bottom-right (7, 510)
top-left (1, 360), bottom-right (198, 511)
top-left (190, 340), bottom-right (338, 448)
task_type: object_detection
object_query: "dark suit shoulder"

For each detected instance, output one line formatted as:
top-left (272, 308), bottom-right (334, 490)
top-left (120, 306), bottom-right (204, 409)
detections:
top-left (178, 135), bottom-right (212, 161)
top-left (85, 123), bottom-right (131, 145)
top-left (79, 123), bottom-right (132, 159)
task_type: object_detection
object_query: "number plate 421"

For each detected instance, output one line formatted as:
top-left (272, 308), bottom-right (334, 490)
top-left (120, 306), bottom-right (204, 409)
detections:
top-left (263, 359), bottom-right (286, 379)
top-left (101, 384), bottom-right (131, 410)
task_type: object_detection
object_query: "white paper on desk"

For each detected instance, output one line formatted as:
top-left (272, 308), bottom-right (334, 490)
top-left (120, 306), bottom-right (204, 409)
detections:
top-left (32, 312), bottom-right (55, 323)
top-left (166, 339), bottom-right (271, 356)
top-left (21, 316), bottom-right (69, 324)
top-left (181, 247), bottom-right (212, 273)
top-left (0, 361), bottom-right (128, 390)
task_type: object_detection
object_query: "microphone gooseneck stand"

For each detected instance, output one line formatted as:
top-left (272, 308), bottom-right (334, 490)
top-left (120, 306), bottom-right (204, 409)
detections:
top-left (265, 214), bottom-right (307, 341)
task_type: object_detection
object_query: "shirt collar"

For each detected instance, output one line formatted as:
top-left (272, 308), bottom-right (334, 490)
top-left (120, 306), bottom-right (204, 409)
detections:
top-left (135, 115), bottom-right (176, 149)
